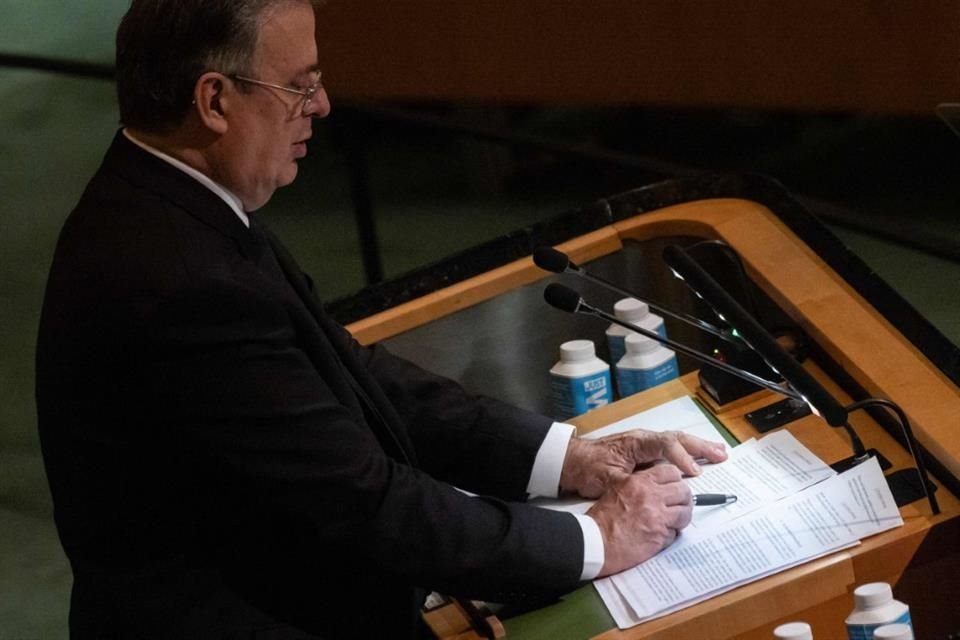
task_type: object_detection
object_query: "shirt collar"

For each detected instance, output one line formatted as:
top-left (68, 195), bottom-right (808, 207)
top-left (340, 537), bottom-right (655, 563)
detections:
top-left (122, 129), bottom-right (250, 228)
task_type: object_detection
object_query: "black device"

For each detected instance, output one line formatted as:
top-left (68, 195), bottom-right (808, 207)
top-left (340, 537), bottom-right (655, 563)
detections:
top-left (676, 241), bottom-right (786, 405)
top-left (698, 339), bottom-right (780, 405)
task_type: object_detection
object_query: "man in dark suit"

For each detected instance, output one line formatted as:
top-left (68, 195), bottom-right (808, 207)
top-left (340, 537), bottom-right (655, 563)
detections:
top-left (36, 0), bottom-right (727, 637)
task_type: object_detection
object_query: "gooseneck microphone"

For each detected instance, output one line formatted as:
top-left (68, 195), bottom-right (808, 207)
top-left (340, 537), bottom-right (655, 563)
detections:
top-left (543, 283), bottom-right (802, 401)
top-left (533, 246), bottom-right (739, 345)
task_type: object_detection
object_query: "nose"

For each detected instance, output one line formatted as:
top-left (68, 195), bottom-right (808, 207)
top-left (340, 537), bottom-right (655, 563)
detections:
top-left (303, 86), bottom-right (331, 119)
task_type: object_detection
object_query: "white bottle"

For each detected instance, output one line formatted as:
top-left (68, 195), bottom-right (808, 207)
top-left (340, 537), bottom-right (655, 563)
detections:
top-left (549, 340), bottom-right (612, 420)
top-left (873, 624), bottom-right (913, 640)
top-left (845, 583), bottom-right (912, 640)
top-left (605, 298), bottom-right (667, 365)
top-left (773, 621), bottom-right (813, 640)
top-left (616, 333), bottom-right (679, 397)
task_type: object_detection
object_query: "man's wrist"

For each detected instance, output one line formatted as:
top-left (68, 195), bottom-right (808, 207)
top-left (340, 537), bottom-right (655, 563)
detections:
top-left (558, 436), bottom-right (590, 494)
top-left (573, 513), bottom-right (605, 581)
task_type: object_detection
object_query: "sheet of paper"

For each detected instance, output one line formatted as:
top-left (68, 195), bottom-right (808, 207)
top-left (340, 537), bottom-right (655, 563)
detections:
top-left (594, 575), bottom-right (645, 630)
top-left (687, 429), bottom-right (836, 527)
top-left (599, 456), bottom-right (902, 628)
top-left (597, 540), bottom-right (861, 624)
top-left (585, 396), bottom-right (732, 446)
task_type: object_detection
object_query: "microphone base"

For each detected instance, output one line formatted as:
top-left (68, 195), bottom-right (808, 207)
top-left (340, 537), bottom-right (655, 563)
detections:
top-left (885, 467), bottom-right (939, 508)
top-left (831, 454), bottom-right (939, 511)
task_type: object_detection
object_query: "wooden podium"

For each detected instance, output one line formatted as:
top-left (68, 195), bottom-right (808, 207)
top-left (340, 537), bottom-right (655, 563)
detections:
top-left (341, 178), bottom-right (960, 639)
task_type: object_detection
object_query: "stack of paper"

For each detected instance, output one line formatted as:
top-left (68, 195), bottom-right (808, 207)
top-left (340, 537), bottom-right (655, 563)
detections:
top-left (597, 455), bottom-right (901, 628)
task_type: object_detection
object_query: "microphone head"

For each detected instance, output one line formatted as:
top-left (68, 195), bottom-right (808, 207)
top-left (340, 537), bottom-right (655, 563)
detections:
top-left (543, 283), bottom-right (583, 313)
top-left (533, 246), bottom-right (572, 274)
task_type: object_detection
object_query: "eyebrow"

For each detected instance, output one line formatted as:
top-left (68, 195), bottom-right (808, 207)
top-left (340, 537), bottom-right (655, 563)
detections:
top-left (293, 63), bottom-right (322, 84)
top-left (289, 63), bottom-right (322, 86)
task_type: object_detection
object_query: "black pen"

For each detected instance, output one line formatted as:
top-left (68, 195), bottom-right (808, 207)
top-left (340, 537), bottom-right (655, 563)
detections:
top-left (693, 493), bottom-right (738, 506)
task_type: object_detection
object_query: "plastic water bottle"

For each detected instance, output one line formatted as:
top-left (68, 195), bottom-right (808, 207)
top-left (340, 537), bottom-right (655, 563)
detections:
top-left (615, 332), bottom-right (679, 397)
top-left (873, 624), bottom-right (913, 640)
top-left (549, 340), bottom-right (612, 419)
top-left (845, 583), bottom-right (912, 640)
top-left (773, 621), bottom-right (813, 640)
top-left (605, 298), bottom-right (667, 364)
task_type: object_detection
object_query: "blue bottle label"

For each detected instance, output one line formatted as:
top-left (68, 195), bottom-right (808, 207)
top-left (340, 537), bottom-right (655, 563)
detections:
top-left (846, 611), bottom-right (912, 640)
top-left (608, 336), bottom-right (626, 366)
top-left (617, 357), bottom-right (679, 397)
top-left (550, 371), bottom-right (612, 419)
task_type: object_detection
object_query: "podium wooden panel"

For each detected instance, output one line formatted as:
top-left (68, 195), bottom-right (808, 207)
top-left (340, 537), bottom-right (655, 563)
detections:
top-left (345, 197), bottom-right (960, 639)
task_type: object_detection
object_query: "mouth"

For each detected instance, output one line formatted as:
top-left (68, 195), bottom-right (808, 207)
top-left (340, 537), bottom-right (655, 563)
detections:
top-left (293, 137), bottom-right (310, 158)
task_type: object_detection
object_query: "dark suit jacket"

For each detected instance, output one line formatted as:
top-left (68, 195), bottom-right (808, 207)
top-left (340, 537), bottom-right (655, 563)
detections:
top-left (36, 132), bottom-right (584, 639)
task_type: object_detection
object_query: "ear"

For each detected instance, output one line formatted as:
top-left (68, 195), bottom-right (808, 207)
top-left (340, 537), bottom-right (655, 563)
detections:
top-left (193, 72), bottom-right (230, 134)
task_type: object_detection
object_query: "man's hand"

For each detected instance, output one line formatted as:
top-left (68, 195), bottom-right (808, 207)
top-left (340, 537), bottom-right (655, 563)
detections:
top-left (559, 429), bottom-right (727, 498)
top-left (587, 465), bottom-right (693, 576)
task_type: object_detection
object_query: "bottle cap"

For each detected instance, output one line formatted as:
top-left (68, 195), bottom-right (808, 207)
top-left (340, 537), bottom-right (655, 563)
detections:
top-left (773, 621), bottom-right (813, 640)
top-left (625, 332), bottom-right (657, 354)
top-left (614, 298), bottom-right (650, 322)
top-left (559, 340), bottom-right (596, 363)
top-left (853, 582), bottom-right (894, 609)
top-left (873, 624), bottom-right (913, 640)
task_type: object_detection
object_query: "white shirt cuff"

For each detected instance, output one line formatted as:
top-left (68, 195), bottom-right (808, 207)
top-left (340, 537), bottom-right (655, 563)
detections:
top-left (526, 422), bottom-right (576, 498)
top-left (573, 513), bottom-right (605, 581)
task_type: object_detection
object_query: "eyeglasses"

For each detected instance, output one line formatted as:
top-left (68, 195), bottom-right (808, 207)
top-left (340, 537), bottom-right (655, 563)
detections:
top-left (229, 71), bottom-right (323, 113)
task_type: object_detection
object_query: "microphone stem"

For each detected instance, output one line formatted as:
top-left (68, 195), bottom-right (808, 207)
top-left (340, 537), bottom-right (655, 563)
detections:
top-left (573, 268), bottom-right (741, 345)
top-left (845, 398), bottom-right (940, 515)
top-left (841, 422), bottom-right (868, 460)
top-left (583, 303), bottom-right (804, 402)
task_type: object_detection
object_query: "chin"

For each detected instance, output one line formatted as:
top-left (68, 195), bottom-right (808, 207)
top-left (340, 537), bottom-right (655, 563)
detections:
top-left (279, 164), bottom-right (299, 187)
top-left (246, 195), bottom-right (272, 212)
